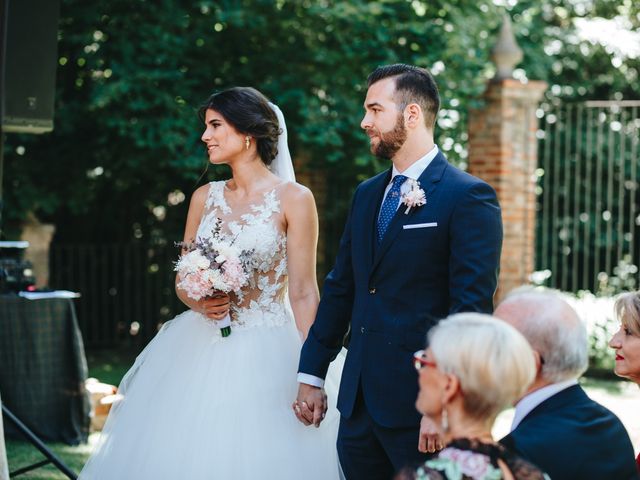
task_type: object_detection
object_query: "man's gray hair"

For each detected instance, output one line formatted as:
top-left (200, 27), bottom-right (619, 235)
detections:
top-left (499, 288), bottom-right (588, 383)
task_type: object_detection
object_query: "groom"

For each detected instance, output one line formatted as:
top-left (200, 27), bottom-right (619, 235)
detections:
top-left (294, 64), bottom-right (503, 479)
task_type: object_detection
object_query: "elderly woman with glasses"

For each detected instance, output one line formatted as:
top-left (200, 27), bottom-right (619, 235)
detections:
top-left (398, 313), bottom-right (548, 480)
top-left (609, 291), bottom-right (640, 473)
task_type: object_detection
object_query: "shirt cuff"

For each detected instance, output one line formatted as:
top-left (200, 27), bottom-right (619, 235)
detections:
top-left (297, 373), bottom-right (325, 388)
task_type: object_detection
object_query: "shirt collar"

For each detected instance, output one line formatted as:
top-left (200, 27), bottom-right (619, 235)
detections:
top-left (391, 145), bottom-right (439, 181)
top-left (510, 379), bottom-right (578, 431)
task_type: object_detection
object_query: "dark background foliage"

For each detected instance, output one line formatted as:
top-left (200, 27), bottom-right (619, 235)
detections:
top-left (3, 0), bottom-right (639, 261)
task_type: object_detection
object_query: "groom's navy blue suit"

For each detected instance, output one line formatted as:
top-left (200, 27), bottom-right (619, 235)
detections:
top-left (299, 150), bottom-right (503, 478)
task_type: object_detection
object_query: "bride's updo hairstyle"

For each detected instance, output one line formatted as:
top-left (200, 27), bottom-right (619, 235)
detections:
top-left (199, 87), bottom-right (281, 166)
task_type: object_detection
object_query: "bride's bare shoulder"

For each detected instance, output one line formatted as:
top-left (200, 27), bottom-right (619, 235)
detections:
top-left (190, 183), bottom-right (212, 207)
top-left (279, 181), bottom-right (316, 206)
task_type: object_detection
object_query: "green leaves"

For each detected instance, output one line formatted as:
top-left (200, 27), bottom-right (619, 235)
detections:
top-left (4, 0), bottom-right (639, 247)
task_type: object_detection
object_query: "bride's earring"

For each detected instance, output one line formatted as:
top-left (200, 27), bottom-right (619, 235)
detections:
top-left (441, 405), bottom-right (449, 433)
top-left (245, 136), bottom-right (250, 150)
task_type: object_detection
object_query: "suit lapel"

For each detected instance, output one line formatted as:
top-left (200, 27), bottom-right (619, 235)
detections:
top-left (370, 152), bottom-right (448, 275)
top-left (362, 169), bottom-right (392, 267)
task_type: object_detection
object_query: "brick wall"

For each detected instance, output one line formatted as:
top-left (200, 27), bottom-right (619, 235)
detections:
top-left (468, 78), bottom-right (547, 302)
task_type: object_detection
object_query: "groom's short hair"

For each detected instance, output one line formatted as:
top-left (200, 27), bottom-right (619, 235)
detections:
top-left (367, 64), bottom-right (440, 129)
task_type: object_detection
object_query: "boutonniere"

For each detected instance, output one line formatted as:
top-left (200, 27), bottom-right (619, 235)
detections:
top-left (401, 179), bottom-right (426, 214)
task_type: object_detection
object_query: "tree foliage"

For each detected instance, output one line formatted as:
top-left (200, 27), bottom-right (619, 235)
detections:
top-left (3, 0), bottom-right (639, 249)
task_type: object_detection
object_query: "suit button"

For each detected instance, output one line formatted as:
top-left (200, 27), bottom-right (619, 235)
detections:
top-left (369, 287), bottom-right (376, 294)
top-left (360, 327), bottom-right (365, 334)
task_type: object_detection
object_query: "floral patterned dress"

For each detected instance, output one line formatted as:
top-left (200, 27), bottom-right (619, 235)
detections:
top-left (399, 438), bottom-right (549, 480)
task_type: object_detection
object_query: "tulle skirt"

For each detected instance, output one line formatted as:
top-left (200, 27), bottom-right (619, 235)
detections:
top-left (79, 309), bottom-right (344, 479)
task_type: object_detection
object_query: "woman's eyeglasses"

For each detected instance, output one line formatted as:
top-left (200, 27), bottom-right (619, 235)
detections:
top-left (413, 349), bottom-right (437, 371)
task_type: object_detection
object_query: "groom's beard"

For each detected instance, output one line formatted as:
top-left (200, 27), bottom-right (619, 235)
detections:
top-left (371, 114), bottom-right (407, 160)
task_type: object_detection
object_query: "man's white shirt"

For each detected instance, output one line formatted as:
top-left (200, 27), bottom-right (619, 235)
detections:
top-left (510, 379), bottom-right (578, 431)
top-left (298, 146), bottom-right (439, 388)
top-left (380, 145), bottom-right (439, 215)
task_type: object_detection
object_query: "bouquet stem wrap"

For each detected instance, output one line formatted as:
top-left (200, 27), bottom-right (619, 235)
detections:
top-left (217, 313), bottom-right (232, 337)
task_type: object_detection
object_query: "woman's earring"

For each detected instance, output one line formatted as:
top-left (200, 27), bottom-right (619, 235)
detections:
top-left (441, 406), bottom-right (449, 433)
top-left (245, 136), bottom-right (250, 150)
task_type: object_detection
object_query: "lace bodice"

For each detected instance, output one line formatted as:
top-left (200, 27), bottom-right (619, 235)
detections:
top-left (196, 181), bottom-right (289, 329)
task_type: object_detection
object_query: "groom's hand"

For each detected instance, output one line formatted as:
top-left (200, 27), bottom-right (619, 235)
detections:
top-left (418, 415), bottom-right (443, 453)
top-left (293, 383), bottom-right (327, 428)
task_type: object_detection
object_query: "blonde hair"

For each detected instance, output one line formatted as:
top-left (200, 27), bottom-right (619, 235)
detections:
top-left (614, 291), bottom-right (640, 336)
top-left (429, 313), bottom-right (536, 422)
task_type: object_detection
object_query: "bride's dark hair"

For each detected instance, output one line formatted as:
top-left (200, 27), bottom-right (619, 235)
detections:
top-left (199, 87), bottom-right (281, 165)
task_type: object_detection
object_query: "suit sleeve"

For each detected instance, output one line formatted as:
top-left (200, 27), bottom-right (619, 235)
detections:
top-left (298, 186), bottom-right (359, 379)
top-left (448, 180), bottom-right (503, 314)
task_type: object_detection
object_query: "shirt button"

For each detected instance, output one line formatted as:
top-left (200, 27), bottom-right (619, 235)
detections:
top-left (369, 288), bottom-right (376, 294)
top-left (360, 327), bottom-right (365, 334)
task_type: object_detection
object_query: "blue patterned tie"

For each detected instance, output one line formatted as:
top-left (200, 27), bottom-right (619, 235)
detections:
top-left (377, 175), bottom-right (407, 243)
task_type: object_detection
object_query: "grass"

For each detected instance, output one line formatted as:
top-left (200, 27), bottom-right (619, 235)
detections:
top-left (85, 348), bottom-right (137, 386)
top-left (4, 435), bottom-right (98, 479)
top-left (5, 348), bottom-right (136, 479)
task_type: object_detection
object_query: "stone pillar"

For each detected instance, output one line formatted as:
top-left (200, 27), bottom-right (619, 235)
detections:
top-left (467, 15), bottom-right (547, 302)
top-left (20, 213), bottom-right (56, 288)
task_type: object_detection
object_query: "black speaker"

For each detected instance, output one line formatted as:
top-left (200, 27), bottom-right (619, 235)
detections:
top-left (0, 0), bottom-right (60, 134)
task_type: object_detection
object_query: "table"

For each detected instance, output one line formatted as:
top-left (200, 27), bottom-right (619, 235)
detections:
top-left (0, 295), bottom-right (90, 445)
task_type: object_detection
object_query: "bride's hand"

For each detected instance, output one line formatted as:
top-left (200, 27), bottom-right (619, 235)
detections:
top-left (199, 294), bottom-right (231, 321)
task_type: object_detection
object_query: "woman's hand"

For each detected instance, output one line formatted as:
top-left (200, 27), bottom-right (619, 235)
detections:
top-left (418, 415), bottom-right (443, 453)
top-left (198, 293), bottom-right (231, 321)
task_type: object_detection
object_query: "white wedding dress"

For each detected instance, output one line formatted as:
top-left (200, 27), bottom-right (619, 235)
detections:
top-left (79, 181), bottom-right (343, 479)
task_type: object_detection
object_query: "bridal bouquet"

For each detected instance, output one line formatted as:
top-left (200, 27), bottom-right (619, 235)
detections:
top-left (175, 221), bottom-right (252, 337)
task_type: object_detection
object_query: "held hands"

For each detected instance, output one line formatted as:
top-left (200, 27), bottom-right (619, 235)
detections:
top-left (198, 293), bottom-right (231, 321)
top-left (293, 383), bottom-right (327, 428)
top-left (418, 415), bottom-right (444, 454)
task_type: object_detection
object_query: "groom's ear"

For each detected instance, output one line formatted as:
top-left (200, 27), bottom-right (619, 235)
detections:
top-left (404, 103), bottom-right (422, 129)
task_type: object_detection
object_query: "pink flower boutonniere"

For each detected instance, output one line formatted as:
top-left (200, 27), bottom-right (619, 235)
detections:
top-left (401, 179), bottom-right (426, 214)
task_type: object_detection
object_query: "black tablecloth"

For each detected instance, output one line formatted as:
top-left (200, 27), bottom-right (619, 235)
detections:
top-left (0, 295), bottom-right (90, 445)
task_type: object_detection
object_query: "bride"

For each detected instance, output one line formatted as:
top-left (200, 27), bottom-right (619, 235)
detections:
top-left (79, 87), bottom-right (343, 479)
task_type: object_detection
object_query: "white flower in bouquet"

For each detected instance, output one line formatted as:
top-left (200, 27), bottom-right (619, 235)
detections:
top-left (177, 250), bottom-right (211, 274)
top-left (203, 268), bottom-right (225, 292)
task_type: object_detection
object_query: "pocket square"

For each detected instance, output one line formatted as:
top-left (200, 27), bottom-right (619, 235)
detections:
top-left (403, 222), bottom-right (438, 230)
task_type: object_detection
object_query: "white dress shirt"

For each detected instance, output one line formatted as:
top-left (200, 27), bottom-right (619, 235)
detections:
top-left (510, 379), bottom-right (578, 431)
top-left (380, 145), bottom-right (439, 215)
top-left (298, 146), bottom-right (439, 388)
